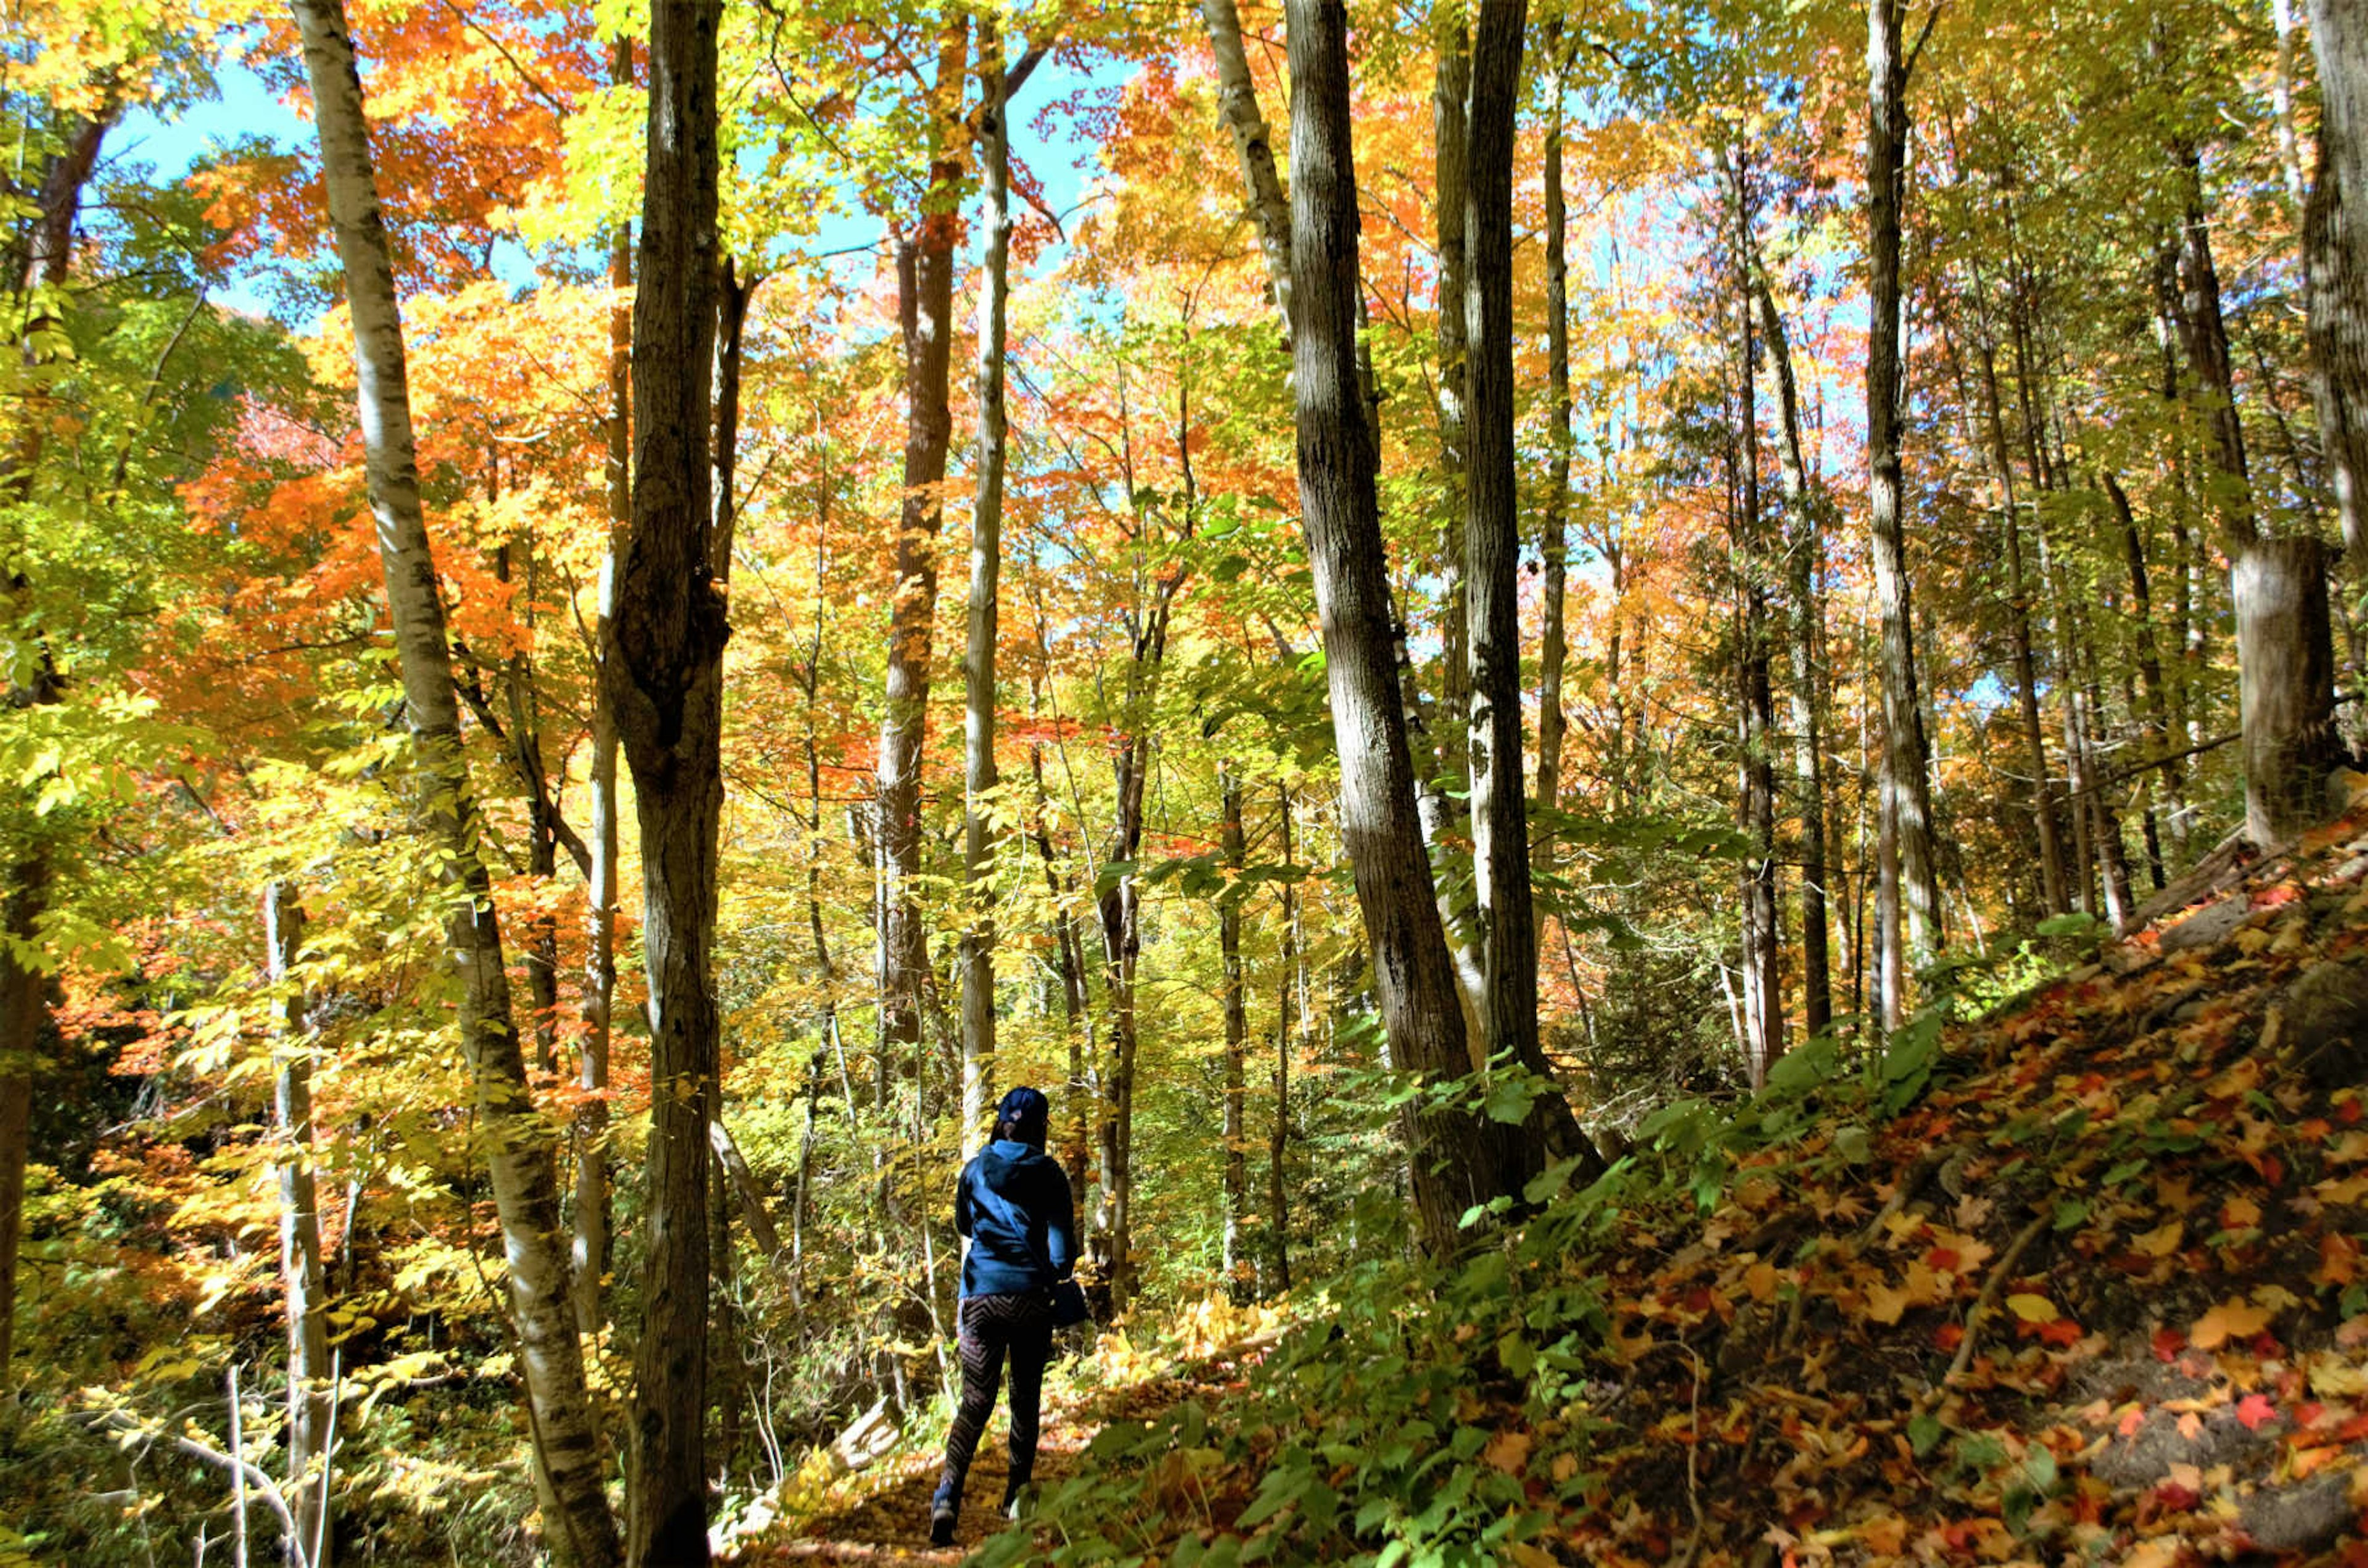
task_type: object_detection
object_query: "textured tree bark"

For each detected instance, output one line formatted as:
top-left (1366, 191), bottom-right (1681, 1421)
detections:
top-left (2235, 537), bottom-right (2341, 845)
top-left (1199, 0), bottom-right (1294, 335)
top-left (711, 258), bottom-right (752, 580)
top-left (287, 3), bottom-right (618, 1559)
top-left (2307, 130), bottom-right (2368, 565)
top-left (612, 0), bottom-right (728, 1559)
top-left (1754, 276), bottom-right (1831, 1035)
top-left (2173, 155), bottom-right (2259, 544)
top-left (266, 885), bottom-right (332, 1568)
top-left (1219, 766), bottom-right (1250, 1305)
top-left (574, 38), bottom-right (631, 1334)
top-left (1027, 742), bottom-right (1093, 1218)
top-left (1286, 0), bottom-right (1536, 1252)
top-left (1865, 0), bottom-right (1942, 1017)
top-left (1466, 0), bottom-right (1590, 1164)
top-left (876, 22), bottom-right (970, 1076)
top-left (1728, 152), bottom-right (1783, 1088)
top-left (960, 28), bottom-right (1013, 1160)
top-left (0, 107), bottom-right (109, 1397)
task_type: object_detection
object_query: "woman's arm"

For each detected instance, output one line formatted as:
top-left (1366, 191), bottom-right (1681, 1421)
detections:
top-left (1044, 1164), bottom-right (1075, 1278)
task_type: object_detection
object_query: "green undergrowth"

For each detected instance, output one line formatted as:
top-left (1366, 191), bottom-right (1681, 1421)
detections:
top-left (971, 1009), bottom-right (1973, 1568)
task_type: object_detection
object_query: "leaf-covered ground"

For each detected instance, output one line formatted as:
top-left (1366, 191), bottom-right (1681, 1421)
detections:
top-left (745, 810), bottom-right (2368, 1567)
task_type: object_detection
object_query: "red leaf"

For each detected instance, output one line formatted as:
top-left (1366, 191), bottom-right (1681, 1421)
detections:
top-left (2235, 1394), bottom-right (2279, 1431)
top-left (1934, 1322), bottom-right (1965, 1353)
top-left (2152, 1327), bottom-right (2186, 1362)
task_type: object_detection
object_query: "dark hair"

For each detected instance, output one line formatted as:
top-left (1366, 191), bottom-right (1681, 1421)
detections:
top-left (993, 1115), bottom-right (1043, 1147)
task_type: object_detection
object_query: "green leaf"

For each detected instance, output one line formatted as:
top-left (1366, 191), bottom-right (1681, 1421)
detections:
top-left (1908, 1412), bottom-right (1944, 1456)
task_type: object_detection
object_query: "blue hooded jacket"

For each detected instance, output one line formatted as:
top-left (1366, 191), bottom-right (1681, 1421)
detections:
top-left (955, 1139), bottom-right (1075, 1299)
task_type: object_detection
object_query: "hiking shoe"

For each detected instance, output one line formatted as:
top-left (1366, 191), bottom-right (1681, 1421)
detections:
top-left (1000, 1482), bottom-right (1029, 1521)
top-left (929, 1505), bottom-right (958, 1548)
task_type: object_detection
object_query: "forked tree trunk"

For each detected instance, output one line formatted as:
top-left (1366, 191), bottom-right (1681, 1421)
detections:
top-left (287, 3), bottom-right (617, 1560)
top-left (2236, 537), bottom-right (2341, 844)
top-left (1286, 0), bottom-right (1536, 1252)
top-left (877, 22), bottom-right (970, 1077)
top-left (1219, 766), bottom-right (1250, 1305)
top-left (612, 0), bottom-right (728, 1558)
top-left (266, 885), bottom-right (331, 1568)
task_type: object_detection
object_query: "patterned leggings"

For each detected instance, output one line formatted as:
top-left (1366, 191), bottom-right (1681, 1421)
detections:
top-left (935, 1291), bottom-right (1055, 1510)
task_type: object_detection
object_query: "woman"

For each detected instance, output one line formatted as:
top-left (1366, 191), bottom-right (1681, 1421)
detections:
top-left (931, 1085), bottom-right (1077, 1547)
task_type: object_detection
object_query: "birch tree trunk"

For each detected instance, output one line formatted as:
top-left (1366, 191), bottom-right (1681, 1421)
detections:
top-left (1287, 0), bottom-right (1536, 1252)
top-left (266, 884), bottom-right (331, 1568)
top-left (286, 4), bottom-right (617, 1560)
top-left (877, 22), bottom-right (971, 1078)
top-left (1865, 0), bottom-right (1942, 1019)
top-left (960, 27), bottom-right (1013, 1159)
top-left (612, 0), bottom-right (728, 1556)
top-left (1200, 0), bottom-right (1294, 335)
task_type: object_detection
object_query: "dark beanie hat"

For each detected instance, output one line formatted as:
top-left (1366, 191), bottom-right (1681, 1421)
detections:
top-left (997, 1086), bottom-right (1050, 1143)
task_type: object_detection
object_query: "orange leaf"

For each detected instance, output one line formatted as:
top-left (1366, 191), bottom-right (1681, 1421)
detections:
top-left (2192, 1298), bottom-right (2274, 1350)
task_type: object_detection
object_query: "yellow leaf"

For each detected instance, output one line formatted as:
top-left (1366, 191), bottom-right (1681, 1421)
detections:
top-left (1483, 1429), bottom-right (1532, 1476)
top-left (2191, 1297), bottom-right (2274, 1350)
top-left (1865, 1281), bottom-right (1913, 1326)
top-left (2319, 1173), bottom-right (2368, 1204)
top-left (2135, 1220), bottom-right (2184, 1258)
top-left (2005, 1292), bottom-right (2058, 1323)
top-left (1505, 1546), bottom-right (1558, 1568)
top-left (2223, 1195), bottom-right (2263, 1229)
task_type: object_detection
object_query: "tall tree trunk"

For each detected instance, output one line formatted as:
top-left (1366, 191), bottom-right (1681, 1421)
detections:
top-left (0, 107), bottom-right (109, 1398)
top-left (287, 4), bottom-right (617, 1560)
top-left (1028, 740), bottom-right (1093, 1217)
top-left (1729, 149), bottom-right (1783, 1088)
top-left (1865, 0), bottom-right (1941, 1020)
top-left (612, 0), bottom-right (728, 1556)
top-left (960, 25), bottom-right (1013, 1160)
top-left (877, 21), bottom-right (971, 1078)
top-left (2306, 102), bottom-right (2368, 562)
top-left (266, 885), bottom-right (331, 1568)
top-left (2174, 155), bottom-right (2259, 540)
top-left (1465, 0), bottom-right (1569, 1146)
top-left (1535, 18), bottom-right (1572, 846)
top-left (574, 37), bottom-right (631, 1333)
top-left (1754, 276), bottom-right (1832, 1034)
top-left (1286, 0), bottom-right (1536, 1252)
top-left (2104, 471), bottom-right (2186, 880)
top-left (1434, 2), bottom-right (1471, 792)
top-left (1268, 784), bottom-right (1296, 1295)
top-left (1219, 765), bottom-right (1250, 1305)
top-left (711, 259), bottom-right (752, 579)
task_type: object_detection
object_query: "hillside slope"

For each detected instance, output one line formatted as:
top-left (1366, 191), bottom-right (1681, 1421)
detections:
top-left (971, 809), bottom-right (2368, 1567)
